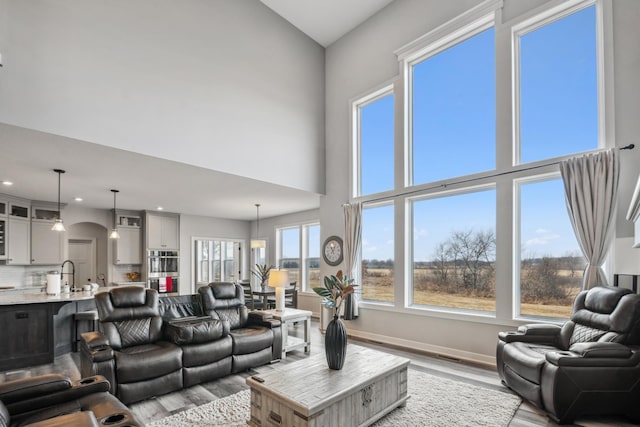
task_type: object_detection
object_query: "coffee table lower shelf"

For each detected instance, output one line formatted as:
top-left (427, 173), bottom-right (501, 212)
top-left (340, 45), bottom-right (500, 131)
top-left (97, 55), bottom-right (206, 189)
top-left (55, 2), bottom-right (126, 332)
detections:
top-left (247, 345), bottom-right (409, 427)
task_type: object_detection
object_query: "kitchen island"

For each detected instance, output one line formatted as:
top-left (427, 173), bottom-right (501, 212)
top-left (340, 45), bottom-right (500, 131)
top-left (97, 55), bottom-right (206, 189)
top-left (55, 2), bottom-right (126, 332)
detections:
top-left (0, 288), bottom-right (103, 371)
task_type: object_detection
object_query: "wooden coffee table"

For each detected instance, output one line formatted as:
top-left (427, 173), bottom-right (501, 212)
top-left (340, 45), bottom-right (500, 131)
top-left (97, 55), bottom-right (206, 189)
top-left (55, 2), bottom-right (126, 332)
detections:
top-left (246, 344), bottom-right (409, 426)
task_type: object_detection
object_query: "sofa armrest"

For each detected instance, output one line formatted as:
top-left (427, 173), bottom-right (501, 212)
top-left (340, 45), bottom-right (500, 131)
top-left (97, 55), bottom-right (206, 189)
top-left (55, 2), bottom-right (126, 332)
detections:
top-left (80, 332), bottom-right (114, 363)
top-left (248, 311), bottom-right (274, 322)
top-left (81, 331), bottom-right (110, 351)
top-left (0, 374), bottom-right (71, 404)
top-left (499, 324), bottom-right (561, 344)
top-left (2, 376), bottom-right (110, 417)
top-left (545, 343), bottom-right (638, 367)
top-left (24, 410), bottom-right (99, 427)
top-left (248, 314), bottom-right (281, 329)
top-left (569, 342), bottom-right (633, 358)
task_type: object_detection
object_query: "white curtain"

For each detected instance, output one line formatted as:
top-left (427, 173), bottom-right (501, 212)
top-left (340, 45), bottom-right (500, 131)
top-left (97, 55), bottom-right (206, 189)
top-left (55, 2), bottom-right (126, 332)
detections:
top-left (560, 149), bottom-right (619, 290)
top-left (342, 202), bottom-right (362, 320)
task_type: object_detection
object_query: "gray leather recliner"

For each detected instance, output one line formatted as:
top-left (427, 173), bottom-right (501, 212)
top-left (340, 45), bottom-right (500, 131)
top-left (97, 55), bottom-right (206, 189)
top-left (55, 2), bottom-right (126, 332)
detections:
top-left (497, 285), bottom-right (640, 424)
top-left (0, 374), bottom-right (140, 427)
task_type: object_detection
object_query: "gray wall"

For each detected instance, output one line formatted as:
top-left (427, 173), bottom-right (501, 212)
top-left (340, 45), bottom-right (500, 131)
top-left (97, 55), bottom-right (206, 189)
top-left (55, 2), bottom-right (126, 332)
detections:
top-left (0, 0), bottom-right (326, 194)
top-left (322, 0), bottom-right (640, 365)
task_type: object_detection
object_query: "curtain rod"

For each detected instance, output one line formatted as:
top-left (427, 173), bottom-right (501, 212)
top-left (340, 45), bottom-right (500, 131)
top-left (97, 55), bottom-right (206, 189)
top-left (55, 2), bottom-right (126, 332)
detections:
top-left (352, 144), bottom-right (635, 205)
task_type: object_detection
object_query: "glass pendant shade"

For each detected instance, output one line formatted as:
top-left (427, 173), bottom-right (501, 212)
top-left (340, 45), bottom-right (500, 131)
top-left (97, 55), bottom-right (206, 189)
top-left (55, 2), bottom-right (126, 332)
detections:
top-left (110, 189), bottom-right (120, 239)
top-left (51, 169), bottom-right (66, 232)
top-left (51, 218), bottom-right (66, 232)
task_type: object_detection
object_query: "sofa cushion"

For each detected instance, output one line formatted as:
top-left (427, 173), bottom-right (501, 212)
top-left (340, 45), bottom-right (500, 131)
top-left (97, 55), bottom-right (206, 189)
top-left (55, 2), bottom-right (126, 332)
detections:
top-left (502, 342), bottom-right (557, 384)
top-left (181, 336), bottom-right (233, 368)
top-left (164, 317), bottom-right (225, 345)
top-left (116, 341), bottom-right (182, 383)
top-left (230, 326), bottom-right (273, 355)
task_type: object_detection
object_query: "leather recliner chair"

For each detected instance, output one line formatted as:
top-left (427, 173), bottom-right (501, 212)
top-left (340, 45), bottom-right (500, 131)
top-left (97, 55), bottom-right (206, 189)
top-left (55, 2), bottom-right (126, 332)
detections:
top-left (81, 287), bottom-right (184, 404)
top-left (497, 285), bottom-right (640, 424)
top-left (198, 282), bottom-right (282, 372)
top-left (0, 374), bottom-right (140, 427)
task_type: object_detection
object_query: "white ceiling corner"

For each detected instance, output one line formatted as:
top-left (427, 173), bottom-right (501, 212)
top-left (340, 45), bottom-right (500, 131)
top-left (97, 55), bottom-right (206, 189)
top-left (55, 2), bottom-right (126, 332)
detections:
top-left (260, 0), bottom-right (396, 47)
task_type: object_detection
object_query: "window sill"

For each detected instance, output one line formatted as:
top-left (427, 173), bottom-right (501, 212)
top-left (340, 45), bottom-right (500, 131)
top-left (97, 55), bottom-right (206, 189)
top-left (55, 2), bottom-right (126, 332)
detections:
top-left (357, 301), bottom-right (533, 327)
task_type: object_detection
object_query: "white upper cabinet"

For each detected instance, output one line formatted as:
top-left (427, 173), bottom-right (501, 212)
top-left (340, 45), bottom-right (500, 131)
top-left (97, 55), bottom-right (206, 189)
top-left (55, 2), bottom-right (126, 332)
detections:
top-left (146, 213), bottom-right (179, 250)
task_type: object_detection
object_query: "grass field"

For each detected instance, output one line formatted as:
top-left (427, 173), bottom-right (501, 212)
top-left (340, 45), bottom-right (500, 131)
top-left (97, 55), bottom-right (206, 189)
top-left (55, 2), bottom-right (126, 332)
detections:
top-left (361, 267), bottom-right (580, 319)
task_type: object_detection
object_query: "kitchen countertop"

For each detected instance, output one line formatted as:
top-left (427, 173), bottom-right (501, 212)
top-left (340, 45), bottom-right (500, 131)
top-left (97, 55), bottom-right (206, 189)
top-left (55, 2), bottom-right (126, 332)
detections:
top-left (0, 287), bottom-right (116, 306)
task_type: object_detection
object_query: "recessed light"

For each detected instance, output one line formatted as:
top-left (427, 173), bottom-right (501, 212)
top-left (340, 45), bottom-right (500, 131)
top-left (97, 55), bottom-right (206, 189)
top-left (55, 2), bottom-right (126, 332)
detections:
top-left (2, 181), bottom-right (13, 186)
top-left (74, 197), bottom-right (83, 202)
top-left (157, 206), bottom-right (164, 211)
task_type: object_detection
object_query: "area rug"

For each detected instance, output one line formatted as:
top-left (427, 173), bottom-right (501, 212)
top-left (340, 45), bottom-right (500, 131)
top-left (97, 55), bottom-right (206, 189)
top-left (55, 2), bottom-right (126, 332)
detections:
top-left (147, 369), bottom-right (521, 427)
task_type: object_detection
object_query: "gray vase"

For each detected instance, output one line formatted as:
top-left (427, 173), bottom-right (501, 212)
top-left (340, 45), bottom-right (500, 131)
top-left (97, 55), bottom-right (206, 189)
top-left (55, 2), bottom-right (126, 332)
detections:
top-left (325, 314), bottom-right (347, 370)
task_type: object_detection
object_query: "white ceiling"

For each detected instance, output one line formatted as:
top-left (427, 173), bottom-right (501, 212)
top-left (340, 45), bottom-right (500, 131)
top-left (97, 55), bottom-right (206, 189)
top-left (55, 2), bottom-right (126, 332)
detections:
top-left (0, 124), bottom-right (320, 221)
top-left (260, 0), bottom-right (395, 47)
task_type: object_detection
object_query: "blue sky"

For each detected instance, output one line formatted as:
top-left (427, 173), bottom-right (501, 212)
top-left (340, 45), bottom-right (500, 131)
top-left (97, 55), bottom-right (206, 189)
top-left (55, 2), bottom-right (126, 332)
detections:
top-left (359, 5), bottom-right (597, 262)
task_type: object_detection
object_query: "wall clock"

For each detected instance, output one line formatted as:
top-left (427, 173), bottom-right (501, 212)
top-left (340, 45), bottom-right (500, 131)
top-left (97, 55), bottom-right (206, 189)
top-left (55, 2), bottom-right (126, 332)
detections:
top-left (323, 235), bottom-right (344, 266)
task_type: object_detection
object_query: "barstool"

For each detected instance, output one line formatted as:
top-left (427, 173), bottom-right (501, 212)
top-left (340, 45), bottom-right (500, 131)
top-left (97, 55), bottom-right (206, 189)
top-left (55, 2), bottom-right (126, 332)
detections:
top-left (74, 310), bottom-right (99, 351)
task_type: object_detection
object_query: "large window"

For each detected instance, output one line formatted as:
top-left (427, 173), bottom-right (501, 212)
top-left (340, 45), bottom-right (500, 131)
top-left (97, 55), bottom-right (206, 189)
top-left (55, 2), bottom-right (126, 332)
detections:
top-left (361, 204), bottom-right (394, 303)
top-left (412, 26), bottom-right (495, 185)
top-left (517, 4), bottom-right (598, 163)
top-left (277, 223), bottom-right (320, 291)
top-left (195, 239), bottom-right (241, 286)
top-left (412, 189), bottom-right (496, 312)
top-left (518, 178), bottom-right (585, 318)
top-left (351, 0), bottom-right (607, 320)
top-left (356, 88), bottom-right (394, 196)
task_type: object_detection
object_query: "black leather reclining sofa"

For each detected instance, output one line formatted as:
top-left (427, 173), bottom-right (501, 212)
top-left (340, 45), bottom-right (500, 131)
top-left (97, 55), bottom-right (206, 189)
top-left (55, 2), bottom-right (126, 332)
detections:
top-left (80, 282), bottom-right (282, 404)
top-left (0, 373), bottom-right (140, 427)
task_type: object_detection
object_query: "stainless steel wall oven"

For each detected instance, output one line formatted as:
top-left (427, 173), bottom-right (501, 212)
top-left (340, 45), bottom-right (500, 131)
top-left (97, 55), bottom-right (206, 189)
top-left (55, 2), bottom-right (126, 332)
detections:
top-left (147, 250), bottom-right (179, 293)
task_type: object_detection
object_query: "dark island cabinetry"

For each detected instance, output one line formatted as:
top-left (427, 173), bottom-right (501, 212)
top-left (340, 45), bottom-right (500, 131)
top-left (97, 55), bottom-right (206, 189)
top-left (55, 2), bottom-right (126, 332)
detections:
top-left (0, 295), bottom-right (98, 371)
top-left (0, 302), bottom-right (68, 370)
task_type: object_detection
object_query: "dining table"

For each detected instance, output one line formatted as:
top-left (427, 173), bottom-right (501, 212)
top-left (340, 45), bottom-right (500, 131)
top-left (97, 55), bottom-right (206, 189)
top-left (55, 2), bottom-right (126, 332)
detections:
top-left (251, 285), bottom-right (296, 310)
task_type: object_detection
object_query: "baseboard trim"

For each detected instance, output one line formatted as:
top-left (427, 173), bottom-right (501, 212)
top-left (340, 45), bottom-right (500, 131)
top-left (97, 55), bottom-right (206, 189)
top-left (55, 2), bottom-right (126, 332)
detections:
top-left (345, 329), bottom-right (497, 369)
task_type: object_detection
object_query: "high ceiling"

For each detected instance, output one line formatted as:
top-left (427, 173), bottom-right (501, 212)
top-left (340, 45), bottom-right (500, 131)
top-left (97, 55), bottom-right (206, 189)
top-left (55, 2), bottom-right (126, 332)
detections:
top-left (260, 0), bottom-right (395, 47)
top-left (0, 1), bottom-right (395, 220)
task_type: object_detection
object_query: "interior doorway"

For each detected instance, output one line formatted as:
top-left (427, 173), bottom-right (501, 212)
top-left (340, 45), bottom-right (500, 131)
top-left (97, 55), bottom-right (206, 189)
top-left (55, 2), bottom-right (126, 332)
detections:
top-left (68, 239), bottom-right (96, 286)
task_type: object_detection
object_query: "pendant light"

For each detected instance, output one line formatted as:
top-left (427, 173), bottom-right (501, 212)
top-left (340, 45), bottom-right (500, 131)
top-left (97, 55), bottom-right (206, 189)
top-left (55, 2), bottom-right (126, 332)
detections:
top-left (109, 189), bottom-right (120, 239)
top-left (51, 169), bottom-right (66, 232)
top-left (250, 204), bottom-right (266, 249)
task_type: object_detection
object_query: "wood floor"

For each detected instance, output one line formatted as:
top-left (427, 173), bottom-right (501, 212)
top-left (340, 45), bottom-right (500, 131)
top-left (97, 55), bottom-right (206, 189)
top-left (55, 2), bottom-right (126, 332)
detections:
top-left (1, 320), bottom-right (636, 427)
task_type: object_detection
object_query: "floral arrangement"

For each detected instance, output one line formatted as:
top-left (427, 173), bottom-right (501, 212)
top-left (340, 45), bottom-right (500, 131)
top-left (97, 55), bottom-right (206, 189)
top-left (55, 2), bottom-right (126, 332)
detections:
top-left (313, 270), bottom-right (356, 315)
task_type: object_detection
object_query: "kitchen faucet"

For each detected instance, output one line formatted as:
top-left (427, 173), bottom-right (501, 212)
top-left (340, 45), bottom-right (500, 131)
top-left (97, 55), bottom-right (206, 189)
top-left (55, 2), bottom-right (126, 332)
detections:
top-left (60, 259), bottom-right (76, 291)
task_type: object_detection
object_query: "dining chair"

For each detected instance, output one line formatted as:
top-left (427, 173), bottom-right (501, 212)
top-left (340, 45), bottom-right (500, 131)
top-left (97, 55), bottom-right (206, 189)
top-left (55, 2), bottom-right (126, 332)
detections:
top-left (285, 282), bottom-right (298, 308)
top-left (238, 279), bottom-right (262, 310)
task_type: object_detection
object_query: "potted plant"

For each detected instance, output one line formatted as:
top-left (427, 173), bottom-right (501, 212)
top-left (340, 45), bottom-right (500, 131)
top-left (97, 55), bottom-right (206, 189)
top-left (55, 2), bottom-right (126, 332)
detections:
top-left (251, 264), bottom-right (274, 290)
top-left (313, 270), bottom-right (356, 370)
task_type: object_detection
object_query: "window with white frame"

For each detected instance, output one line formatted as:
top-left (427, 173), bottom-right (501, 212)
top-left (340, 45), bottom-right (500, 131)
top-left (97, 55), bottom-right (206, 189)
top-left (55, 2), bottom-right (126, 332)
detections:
top-left (195, 239), bottom-right (241, 285)
top-left (361, 203), bottom-right (394, 303)
top-left (517, 177), bottom-right (585, 319)
top-left (513, 1), bottom-right (600, 318)
top-left (351, 0), bottom-right (607, 319)
top-left (411, 25), bottom-right (495, 185)
top-left (355, 88), bottom-right (395, 197)
top-left (411, 188), bottom-right (496, 312)
top-left (276, 223), bottom-right (320, 291)
top-left (515, 3), bottom-right (599, 164)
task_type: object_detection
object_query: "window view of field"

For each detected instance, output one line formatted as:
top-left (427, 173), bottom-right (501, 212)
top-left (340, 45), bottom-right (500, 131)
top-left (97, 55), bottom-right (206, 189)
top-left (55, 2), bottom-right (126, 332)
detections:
top-left (362, 228), bottom-right (585, 319)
